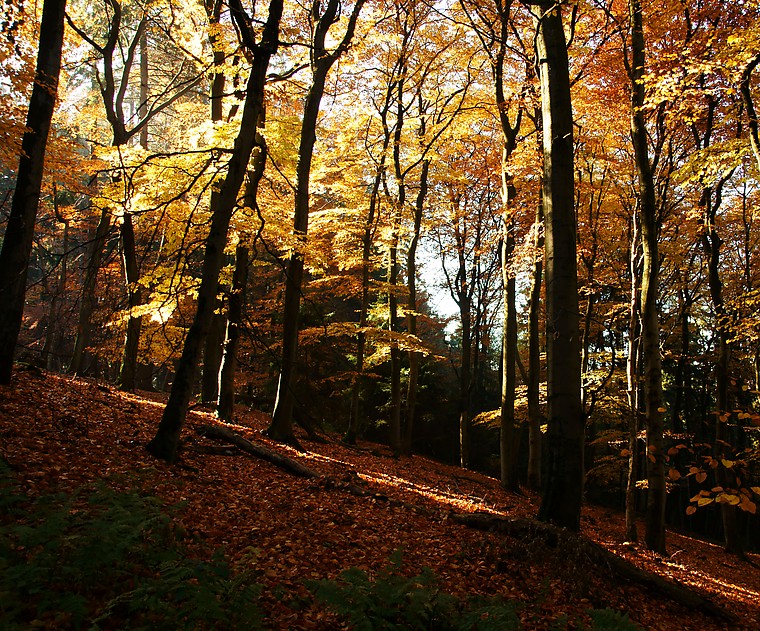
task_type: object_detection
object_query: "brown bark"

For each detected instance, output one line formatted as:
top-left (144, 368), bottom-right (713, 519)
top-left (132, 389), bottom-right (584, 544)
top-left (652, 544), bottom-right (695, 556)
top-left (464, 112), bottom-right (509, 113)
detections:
top-left (402, 159), bottom-right (429, 456)
top-left (527, 193), bottom-right (544, 491)
top-left (216, 245), bottom-right (249, 421)
top-left (118, 213), bottom-right (142, 391)
top-left (628, 0), bottom-right (666, 554)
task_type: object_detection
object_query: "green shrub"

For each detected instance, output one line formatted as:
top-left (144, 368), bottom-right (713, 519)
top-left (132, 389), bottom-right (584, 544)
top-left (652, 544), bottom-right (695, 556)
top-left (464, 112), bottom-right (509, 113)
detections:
top-left (584, 608), bottom-right (642, 630)
top-left (0, 462), bottom-right (262, 630)
top-left (308, 549), bottom-right (520, 630)
top-left (310, 551), bottom-right (644, 631)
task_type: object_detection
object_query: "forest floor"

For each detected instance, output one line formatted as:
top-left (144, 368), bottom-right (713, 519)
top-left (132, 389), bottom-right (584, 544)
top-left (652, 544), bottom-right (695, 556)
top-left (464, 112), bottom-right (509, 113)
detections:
top-left (1, 368), bottom-right (758, 630)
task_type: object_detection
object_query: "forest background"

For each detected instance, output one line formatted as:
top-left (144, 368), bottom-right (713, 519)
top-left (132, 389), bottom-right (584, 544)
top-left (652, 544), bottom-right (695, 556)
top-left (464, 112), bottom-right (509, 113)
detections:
top-left (1, 0), bottom-right (760, 579)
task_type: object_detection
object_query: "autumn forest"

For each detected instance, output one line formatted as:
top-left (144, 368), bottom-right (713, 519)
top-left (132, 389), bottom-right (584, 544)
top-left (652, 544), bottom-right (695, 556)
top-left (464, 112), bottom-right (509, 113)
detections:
top-left (1, 0), bottom-right (760, 627)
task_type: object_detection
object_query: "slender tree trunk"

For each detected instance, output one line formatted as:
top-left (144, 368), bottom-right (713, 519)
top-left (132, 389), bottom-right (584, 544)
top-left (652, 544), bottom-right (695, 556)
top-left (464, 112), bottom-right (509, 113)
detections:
top-left (625, 217), bottom-right (642, 542)
top-left (42, 215), bottom-right (68, 371)
top-left (500, 219), bottom-right (518, 490)
top-left (147, 0), bottom-right (283, 462)
top-left (217, 244), bottom-right (248, 421)
top-left (459, 293), bottom-right (472, 468)
top-left (527, 195), bottom-right (544, 491)
top-left (533, 1), bottom-right (584, 531)
top-left (269, 0), bottom-right (366, 444)
top-left (701, 185), bottom-right (744, 557)
top-left (0, 0), bottom-right (67, 384)
top-left (627, 0), bottom-right (666, 554)
top-left (402, 159), bottom-right (429, 456)
top-left (201, 7), bottom-right (227, 404)
top-left (70, 208), bottom-right (111, 375)
top-left (118, 213), bottom-right (142, 390)
top-left (345, 162), bottom-right (385, 444)
top-left (117, 31), bottom-right (149, 391)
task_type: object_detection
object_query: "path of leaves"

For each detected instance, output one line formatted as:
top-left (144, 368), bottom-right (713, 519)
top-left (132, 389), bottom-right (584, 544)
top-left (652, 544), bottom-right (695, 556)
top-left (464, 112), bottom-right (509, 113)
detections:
top-left (1, 369), bottom-right (758, 630)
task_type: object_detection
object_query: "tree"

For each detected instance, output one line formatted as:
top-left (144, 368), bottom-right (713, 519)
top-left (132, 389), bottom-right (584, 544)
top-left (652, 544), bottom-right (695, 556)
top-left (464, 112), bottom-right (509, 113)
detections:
top-left (532, 0), bottom-right (584, 531)
top-left (268, 0), bottom-right (367, 445)
top-left (0, 0), bottom-right (67, 384)
top-left (147, 0), bottom-right (283, 462)
top-left (65, 0), bottom-right (203, 380)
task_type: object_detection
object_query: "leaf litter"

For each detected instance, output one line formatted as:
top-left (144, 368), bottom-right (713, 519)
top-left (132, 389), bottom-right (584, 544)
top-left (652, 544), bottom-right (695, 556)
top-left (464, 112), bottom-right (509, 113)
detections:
top-left (1, 370), bottom-right (758, 629)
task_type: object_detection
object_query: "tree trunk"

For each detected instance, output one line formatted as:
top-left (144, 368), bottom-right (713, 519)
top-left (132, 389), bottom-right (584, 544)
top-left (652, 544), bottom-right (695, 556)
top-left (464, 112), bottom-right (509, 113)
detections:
top-left (459, 292), bottom-right (472, 469)
top-left (118, 212), bottom-right (142, 391)
top-left (345, 164), bottom-right (384, 444)
top-left (42, 214), bottom-right (69, 372)
top-left (500, 220), bottom-right (518, 490)
top-left (701, 185), bottom-right (744, 557)
top-left (628, 0), bottom-right (666, 554)
top-left (0, 0), bottom-right (67, 384)
top-left (217, 245), bottom-right (249, 421)
top-left (69, 208), bottom-right (111, 375)
top-left (202, 308), bottom-right (225, 403)
top-left (201, 4), bottom-right (227, 405)
top-left (533, 1), bottom-right (584, 531)
top-left (269, 0), bottom-right (366, 444)
top-left (147, 0), bottom-right (283, 462)
top-left (402, 159), bottom-right (429, 456)
top-left (527, 194), bottom-right (544, 491)
top-left (625, 216), bottom-right (642, 542)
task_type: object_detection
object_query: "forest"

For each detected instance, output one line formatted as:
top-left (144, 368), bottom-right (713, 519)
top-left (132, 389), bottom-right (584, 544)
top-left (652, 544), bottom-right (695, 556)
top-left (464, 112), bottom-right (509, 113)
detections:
top-left (1, 0), bottom-right (760, 626)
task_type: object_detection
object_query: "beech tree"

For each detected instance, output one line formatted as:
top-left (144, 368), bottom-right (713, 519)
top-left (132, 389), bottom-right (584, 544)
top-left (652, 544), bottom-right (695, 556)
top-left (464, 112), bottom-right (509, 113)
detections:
top-left (148, 0), bottom-right (283, 462)
top-left (268, 0), bottom-right (367, 445)
top-left (531, 0), bottom-right (584, 531)
top-left (0, 0), bottom-right (67, 384)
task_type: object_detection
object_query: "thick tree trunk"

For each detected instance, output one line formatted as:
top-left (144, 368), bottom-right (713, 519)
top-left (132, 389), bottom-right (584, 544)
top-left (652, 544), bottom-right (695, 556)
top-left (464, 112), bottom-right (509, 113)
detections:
top-left (0, 0), bottom-right (67, 384)
top-left (217, 245), bottom-right (249, 421)
top-left (533, 2), bottom-right (584, 531)
top-left (147, 0), bottom-right (282, 463)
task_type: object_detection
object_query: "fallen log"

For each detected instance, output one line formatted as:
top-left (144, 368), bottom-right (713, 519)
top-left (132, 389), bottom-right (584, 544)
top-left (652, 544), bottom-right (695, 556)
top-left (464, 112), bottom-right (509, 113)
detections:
top-left (197, 424), bottom-right (318, 478)
top-left (449, 512), bottom-right (738, 625)
top-left (196, 423), bottom-right (370, 497)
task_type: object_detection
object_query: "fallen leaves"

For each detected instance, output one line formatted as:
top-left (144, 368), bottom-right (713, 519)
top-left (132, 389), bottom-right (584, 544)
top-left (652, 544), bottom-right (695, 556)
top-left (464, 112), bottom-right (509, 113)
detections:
top-left (1, 370), bottom-right (759, 630)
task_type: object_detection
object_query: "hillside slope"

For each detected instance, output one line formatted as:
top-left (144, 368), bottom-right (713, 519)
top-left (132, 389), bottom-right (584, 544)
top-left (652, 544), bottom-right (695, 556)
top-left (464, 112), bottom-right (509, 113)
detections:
top-left (1, 369), bottom-right (758, 629)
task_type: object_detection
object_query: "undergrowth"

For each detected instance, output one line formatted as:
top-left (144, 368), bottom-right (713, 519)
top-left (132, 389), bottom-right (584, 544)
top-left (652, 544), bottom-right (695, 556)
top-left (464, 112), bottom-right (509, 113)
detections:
top-left (0, 458), bottom-right (262, 630)
top-left (309, 549), bottom-right (642, 630)
top-left (1, 458), bottom-right (641, 630)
